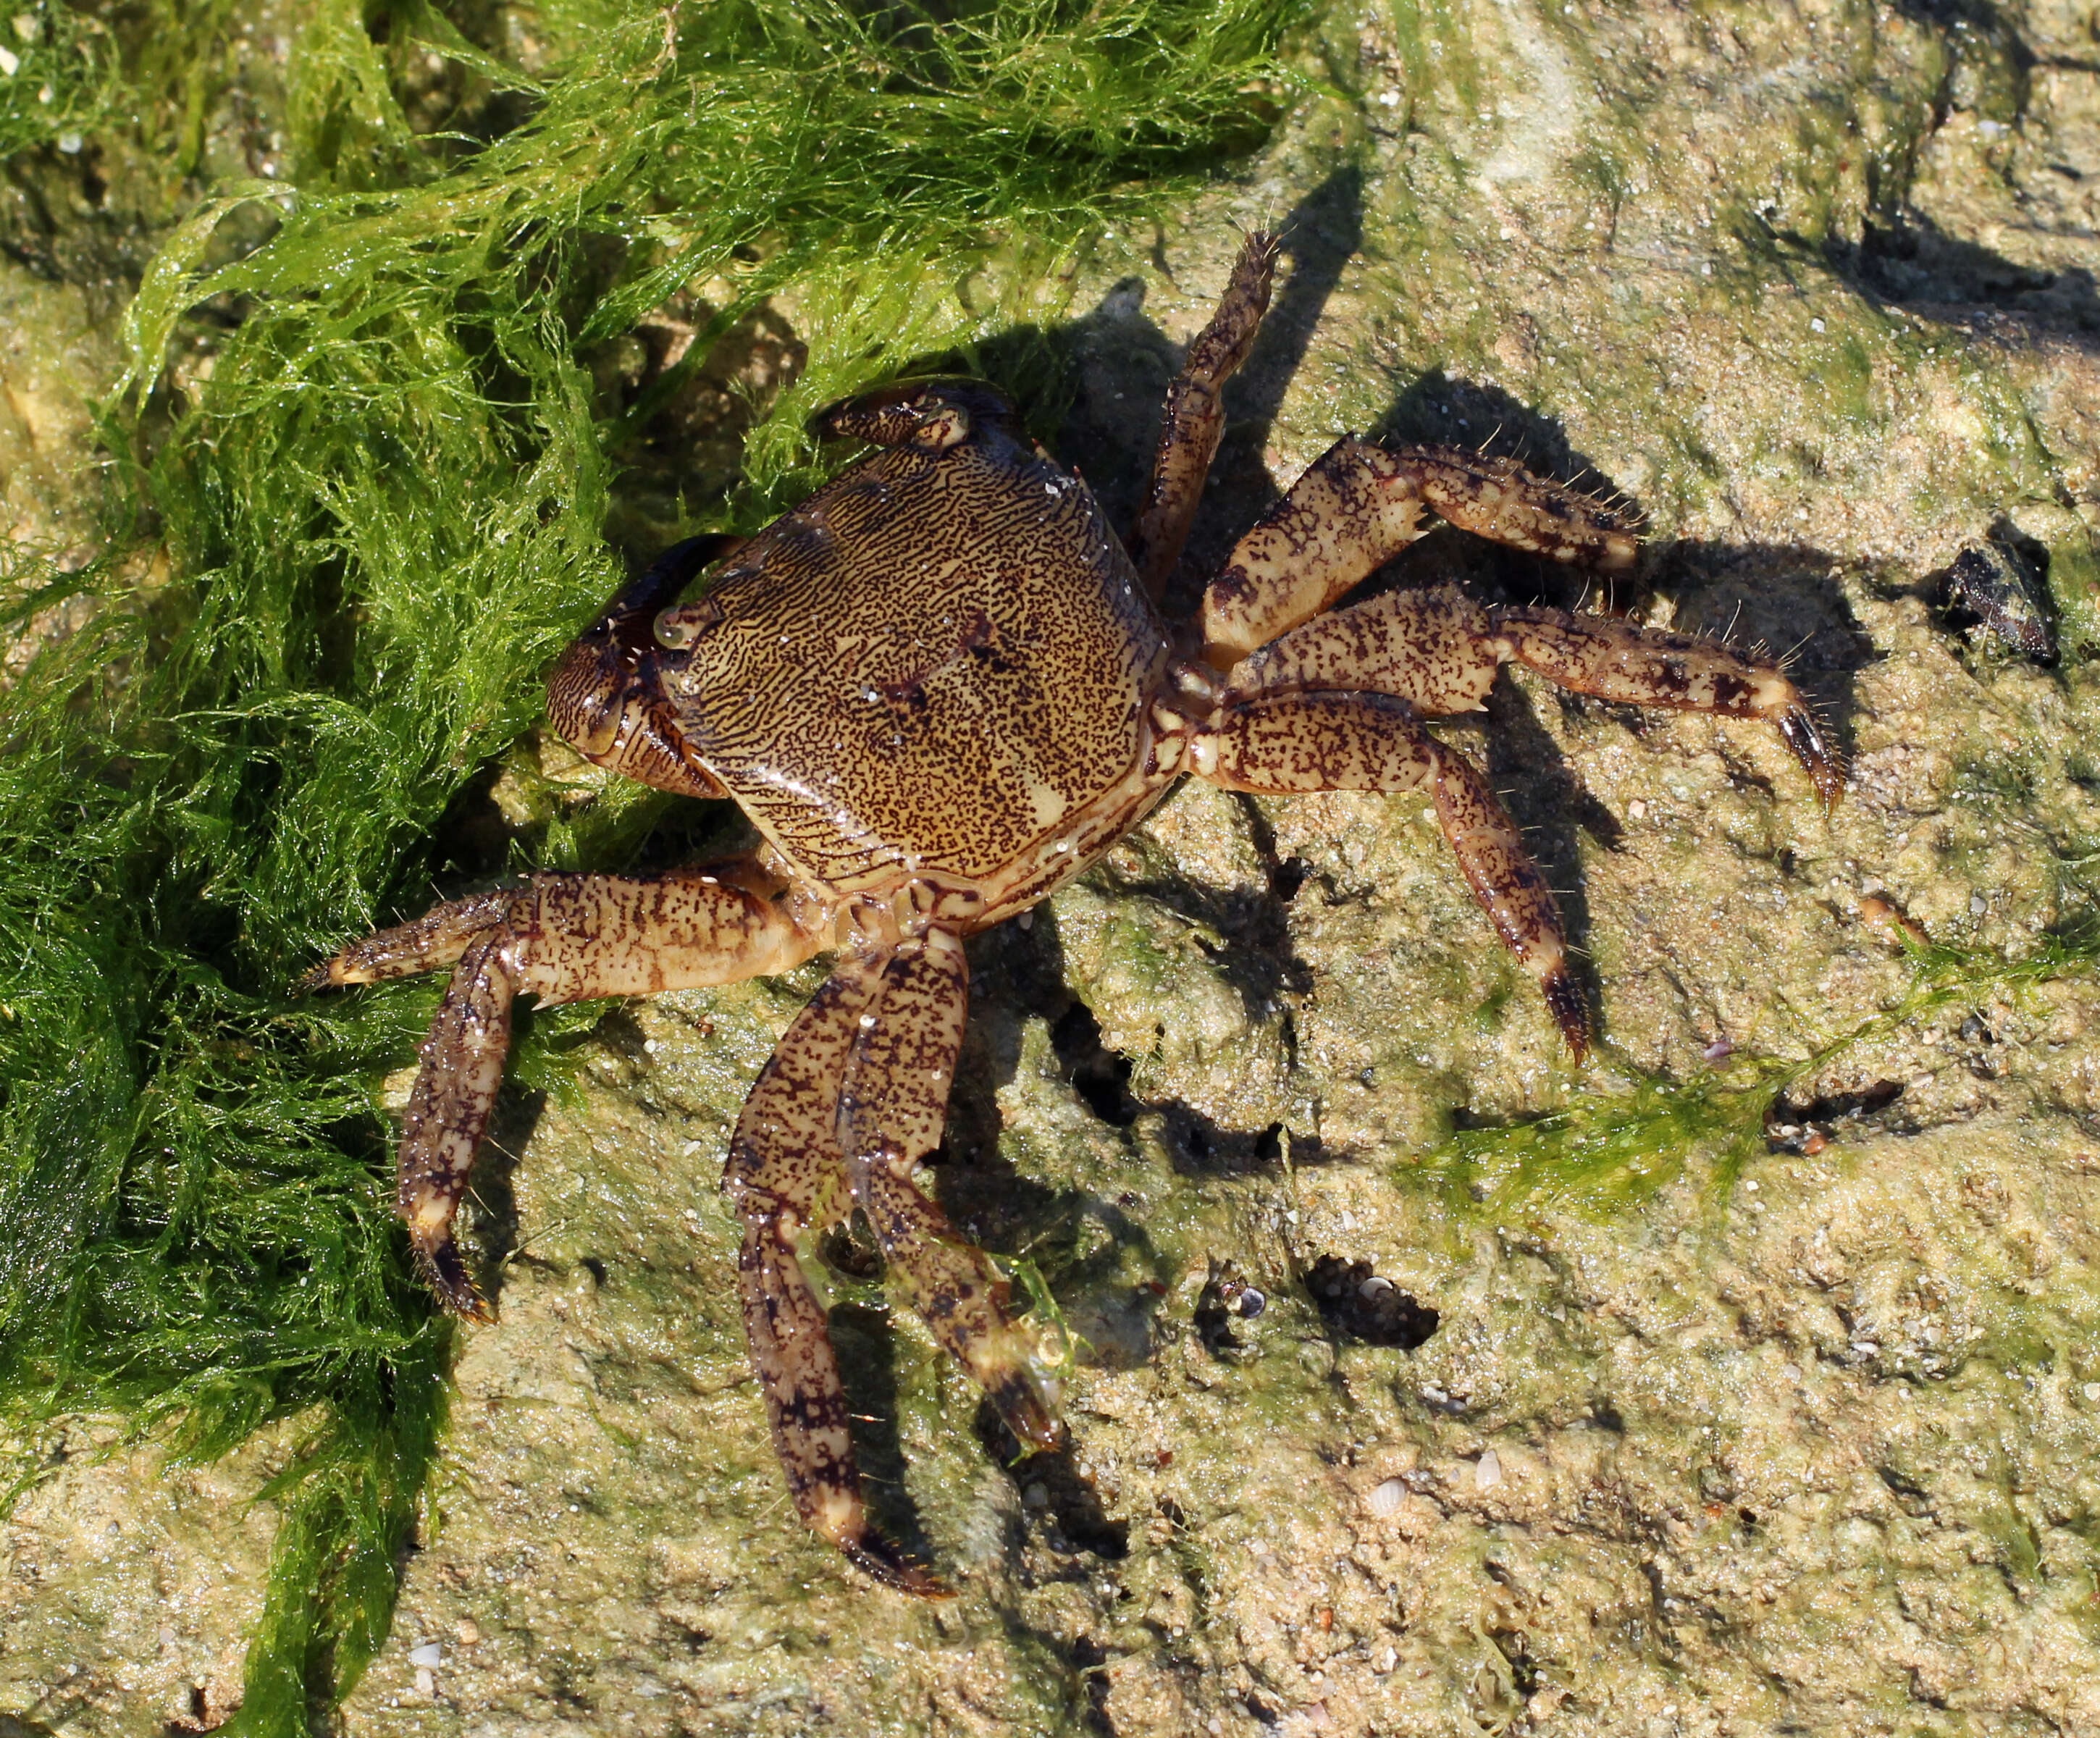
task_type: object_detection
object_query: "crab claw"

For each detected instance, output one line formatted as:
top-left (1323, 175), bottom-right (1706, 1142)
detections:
top-left (543, 534), bottom-right (736, 801)
top-left (815, 377), bottom-right (1023, 453)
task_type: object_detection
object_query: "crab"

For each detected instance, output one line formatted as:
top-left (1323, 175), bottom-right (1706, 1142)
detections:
top-left (312, 232), bottom-right (1840, 1593)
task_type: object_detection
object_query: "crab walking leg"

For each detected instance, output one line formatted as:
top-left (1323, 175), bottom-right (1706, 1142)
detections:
top-left (1494, 603), bottom-right (1844, 810)
top-left (395, 929), bottom-right (518, 1317)
top-left (723, 956), bottom-right (951, 1598)
top-left (836, 931), bottom-right (1064, 1454)
top-left (1227, 585), bottom-right (1844, 809)
top-left (1190, 691), bottom-right (1589, 1056)
top-left (1125, 230), bottom-right (1279, 597)
top-left (1200, 439), bottom-right (1640, 667)
top-left (314, 867), bottom-right (826, 1317)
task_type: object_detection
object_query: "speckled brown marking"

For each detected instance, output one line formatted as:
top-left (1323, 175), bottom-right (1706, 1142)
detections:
top-left (545, 536), bottom-right (735, 800)
top-left (1226, 585), bottom-right (1503, 715)
top-left (659, 379), bottom-right (1172, 891)
top-left (1493, 605), bottom-right (1843, 810)
top-left (397, 928), bottom-right (517, 1316)
top-left (1126, 230), bottom-right (1277, 597)
top-left (1201, 440), bottom-right (1639, 667)
top-left (302, 889), bottom-right (512, 991)
top-left (318, 863), bottom-right (826, 1319)
top-left (837, 933), bottom-right (1060, 1451)
top-left (1195, 690), bottom-right (1585, 1054)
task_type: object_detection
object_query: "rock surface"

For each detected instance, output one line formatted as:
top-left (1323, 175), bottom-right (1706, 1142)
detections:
top-left (9, 2), bottom-right (2100, 1735)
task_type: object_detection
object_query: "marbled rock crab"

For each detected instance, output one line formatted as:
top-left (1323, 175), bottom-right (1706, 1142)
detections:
top-left (313, 232), bottom-right (1840, 1592)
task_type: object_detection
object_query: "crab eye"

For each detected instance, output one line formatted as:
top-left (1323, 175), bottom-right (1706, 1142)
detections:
top-left (653, 595), bottom-right (723, 650)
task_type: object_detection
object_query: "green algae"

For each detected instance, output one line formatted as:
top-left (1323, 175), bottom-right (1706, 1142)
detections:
top-left (0, 3), bottom-right (117, 160)
top-left (1426, 923), bottom-right (2100, 1217)
top-left (0, 1), bottom-right (1306, 1729)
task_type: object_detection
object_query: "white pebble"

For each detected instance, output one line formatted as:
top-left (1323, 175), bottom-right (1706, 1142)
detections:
top-left (56, 130), bottom-right (80, 154)
top-left (408, 1642), bottom-right (442, 1667)
top-left (0, 46), bottom-right (17, 77)
top-left (413, 1667), bottom-right (436, 1697)
top-left (1366, 1477), bottom-right (1406, 1517)
top-left (1474, 1449), bottom-right (1502, 1490)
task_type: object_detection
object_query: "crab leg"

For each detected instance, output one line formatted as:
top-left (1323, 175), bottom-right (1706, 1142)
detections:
top-left (1199, 439), bottom-right (1639, 666)
top-left (1125, 230), bottom-right (1279, 597)
top-left (1226, 584), bottom-right (1843, 809)
top-left (726, 931), bottom-right (1060, 1594)
top-left (723, 954), bottom-right (952, 1596)
top-left (312, 866), bottom-right (824, 1316)
top-left (1190, 691), bottom-right (1588, 1056)
top-left (836, 930), bottom-right (1063, 1455)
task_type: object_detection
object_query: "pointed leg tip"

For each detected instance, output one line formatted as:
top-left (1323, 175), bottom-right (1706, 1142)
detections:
top-left (1597, 533), bottom-right (1641, 573)
top-left (1816, 765), bottom-right (1848, 818)
top-left (983, 1369), bottom-right (1064, 1454)
top-left (1542, 971), bottom-right (1592, 1063)
top-left (1778, 710), bottom-right (1847, 815)
top-left (845, 1536), bottom-right (954, 1599)
top-left (417, 1240), bottom-right (495, 1322)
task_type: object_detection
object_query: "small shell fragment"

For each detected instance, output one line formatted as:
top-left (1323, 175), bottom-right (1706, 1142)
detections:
top-left (1366, 1477), bottom-right (1406, 1517)
top-left (1860, 893), bottom-right (1931, 948)
top-left (1474, 1448), bottom-right (1503, 1490)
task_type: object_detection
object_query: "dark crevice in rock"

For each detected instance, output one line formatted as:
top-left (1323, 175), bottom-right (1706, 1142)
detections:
top-left (1305, 1254), bottom-right (1440, 1349)
top-left (1765, 1078), bottom-right (1904, 1151)
top-left (1050, 1000), bottom-right (1141, 1128)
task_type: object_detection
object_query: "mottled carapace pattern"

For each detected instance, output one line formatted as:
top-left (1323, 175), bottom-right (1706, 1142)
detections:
top-left (313, 228), bottom-right (1843, 1592)
top-left (655, 428), bottom-right (1168, 890)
